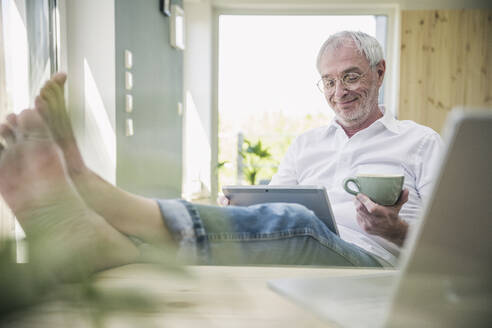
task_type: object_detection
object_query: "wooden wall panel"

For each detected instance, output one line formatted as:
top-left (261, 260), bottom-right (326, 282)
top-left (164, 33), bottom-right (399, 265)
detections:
top-left (399, 10), bottom-right (492, 133)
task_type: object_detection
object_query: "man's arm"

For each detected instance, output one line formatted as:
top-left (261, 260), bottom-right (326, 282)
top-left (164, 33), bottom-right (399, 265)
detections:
top-left (354, 189), bottom-right (409, 247)
top-left (415, 133), bottom-right (444, 204)
top-left (269, 139), bottom-right (299, 185)
top-left (355, 130), bottom-right (444, 247)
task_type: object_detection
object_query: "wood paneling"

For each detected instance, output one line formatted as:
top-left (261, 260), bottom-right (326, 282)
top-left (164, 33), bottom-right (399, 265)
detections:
top-left (399, 9), bottom-right (492, 133)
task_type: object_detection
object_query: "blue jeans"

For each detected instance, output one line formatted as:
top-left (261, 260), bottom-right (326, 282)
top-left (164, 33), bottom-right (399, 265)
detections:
top-left (157, 199), bottom-right (382, 267)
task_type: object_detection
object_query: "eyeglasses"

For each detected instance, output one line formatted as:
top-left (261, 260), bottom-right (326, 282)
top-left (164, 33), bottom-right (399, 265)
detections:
top-left (316, 70), bottom-right (369, 94)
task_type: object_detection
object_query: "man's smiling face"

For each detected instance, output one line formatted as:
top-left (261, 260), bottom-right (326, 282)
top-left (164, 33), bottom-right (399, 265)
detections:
top-left (318, 41), bottom-right (384, 128)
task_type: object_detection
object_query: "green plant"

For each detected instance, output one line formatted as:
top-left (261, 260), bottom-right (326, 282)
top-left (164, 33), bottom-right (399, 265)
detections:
top-left (239, 139), bottom-right (272, 185)
top-left (0, 231), bottom-right (186, 327)
top-left (216, 160), bottom-right (228, 172)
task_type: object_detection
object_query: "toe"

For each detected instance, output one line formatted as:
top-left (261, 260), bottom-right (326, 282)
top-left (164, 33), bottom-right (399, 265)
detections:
top-left (0, 123), bottom-right (16, 146)
top-left (17, 109), bottom-right (50, 137)
top-left (40, 81), bottom-right (61, 114)
top-left (6, 113), bottom-right (17, 127)
top-left (52, 73), bottom-right (67, 104)
top-left (35, 95), bottom-right (48, 119)
top-left (51, 80), bottom-right (66, 111)
top-left (40, 81), bottom-right (54, 101)
top-left (53, 72), bottom-right (67, 86)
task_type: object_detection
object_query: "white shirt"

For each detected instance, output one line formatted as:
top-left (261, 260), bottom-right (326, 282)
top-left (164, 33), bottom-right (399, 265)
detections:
top-left (270, 107), bottom-right (443, 266)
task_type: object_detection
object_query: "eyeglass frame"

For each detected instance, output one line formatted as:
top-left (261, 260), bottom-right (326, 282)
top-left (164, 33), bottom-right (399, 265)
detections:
top-left (316, 69), bottom-right (371, 94)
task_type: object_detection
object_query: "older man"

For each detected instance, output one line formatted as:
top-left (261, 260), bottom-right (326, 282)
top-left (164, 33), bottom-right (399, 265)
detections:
top-left (0, 31), bottom-right (441, 272)
top-left (269, 31), bottom-right (442, 266)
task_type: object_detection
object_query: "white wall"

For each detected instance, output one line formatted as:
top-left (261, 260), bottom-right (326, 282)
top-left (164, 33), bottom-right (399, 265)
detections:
top-left (183, 0), bottom-right (214, 199)
top-left (62, 0), bottom-right (116, 184)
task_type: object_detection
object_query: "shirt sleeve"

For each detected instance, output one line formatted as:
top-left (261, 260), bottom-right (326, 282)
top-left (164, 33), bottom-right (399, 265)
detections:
top-left (269, 138), bottom-right (299, 185)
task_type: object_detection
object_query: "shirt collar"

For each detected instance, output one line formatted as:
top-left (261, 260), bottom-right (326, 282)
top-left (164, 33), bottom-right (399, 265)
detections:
top-left (377, 105), bottom-right (400, 134)
top-left (325, 105), bottom-right (400, 135)
top-left (326, 119), bottom-right (339, 133)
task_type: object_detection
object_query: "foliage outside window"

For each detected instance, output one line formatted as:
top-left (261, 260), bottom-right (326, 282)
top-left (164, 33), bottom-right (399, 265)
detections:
top-left (218, 110), bottom-right (332, 189)
top-left (239, 138), bottom-right (273, 185)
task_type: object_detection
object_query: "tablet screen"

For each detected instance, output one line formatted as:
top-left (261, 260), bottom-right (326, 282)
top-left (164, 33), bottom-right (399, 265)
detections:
top-left (223, 185), bottom-right (339, 236)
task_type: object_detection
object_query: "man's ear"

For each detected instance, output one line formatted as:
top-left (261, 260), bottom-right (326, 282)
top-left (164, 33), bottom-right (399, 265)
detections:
top-left (376, 60), bottom-right (386, 86)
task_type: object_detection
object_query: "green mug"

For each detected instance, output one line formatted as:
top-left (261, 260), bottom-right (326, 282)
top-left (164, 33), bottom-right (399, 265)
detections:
top-left (343, 174), bottom-right (404, 206)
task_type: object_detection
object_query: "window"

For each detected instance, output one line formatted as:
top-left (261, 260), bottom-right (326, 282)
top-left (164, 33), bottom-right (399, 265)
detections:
top-left (1, 0), bottom-right (59, 113)
top-left (217, 15), bottom-right (387, 189)
top-left (0, 0), bottom-right (60, 258)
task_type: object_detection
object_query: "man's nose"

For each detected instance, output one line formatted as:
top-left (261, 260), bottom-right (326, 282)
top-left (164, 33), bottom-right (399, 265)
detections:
top-left (333, 80), bottom-right (348, 98)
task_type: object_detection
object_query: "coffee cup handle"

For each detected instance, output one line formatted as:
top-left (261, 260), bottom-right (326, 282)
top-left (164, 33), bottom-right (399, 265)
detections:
top-left (343, 177), bottom-right (360, 196)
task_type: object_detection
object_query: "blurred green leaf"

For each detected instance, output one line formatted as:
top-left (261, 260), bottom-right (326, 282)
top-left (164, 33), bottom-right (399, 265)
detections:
top-left (0, 229), bottom-right (188, 327)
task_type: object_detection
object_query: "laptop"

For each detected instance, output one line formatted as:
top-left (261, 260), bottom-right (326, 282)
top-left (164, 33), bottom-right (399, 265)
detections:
top-left (268, 109), bottom-right (492, 328)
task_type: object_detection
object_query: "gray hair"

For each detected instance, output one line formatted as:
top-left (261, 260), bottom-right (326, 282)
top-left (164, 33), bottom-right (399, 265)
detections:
top-left (316, 31), bottom-right (384, 73)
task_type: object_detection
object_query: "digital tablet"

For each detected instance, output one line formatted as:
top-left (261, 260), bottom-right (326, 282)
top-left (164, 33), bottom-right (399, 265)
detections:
top-left (222, 185), bottom-right (339, 236)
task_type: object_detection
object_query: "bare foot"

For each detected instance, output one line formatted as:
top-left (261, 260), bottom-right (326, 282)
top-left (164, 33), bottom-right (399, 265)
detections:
top-left (0, 109), bottom-right (138, 276)
top-left (36, 73), bottom-right (172, 246)
top-left (0, 109), bottom-right (71, 217)
top-left (36, 73), bottom-right (86, 175)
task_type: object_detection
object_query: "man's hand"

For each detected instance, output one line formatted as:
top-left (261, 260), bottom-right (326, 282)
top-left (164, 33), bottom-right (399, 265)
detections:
top-left (217, 194), bottom-right (230, 206)
top-left (354, 189), bottom-right (409, 247)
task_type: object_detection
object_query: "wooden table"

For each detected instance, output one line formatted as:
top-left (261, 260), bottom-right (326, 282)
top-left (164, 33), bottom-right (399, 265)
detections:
top-left (9, 264), bottom-right (388, 327)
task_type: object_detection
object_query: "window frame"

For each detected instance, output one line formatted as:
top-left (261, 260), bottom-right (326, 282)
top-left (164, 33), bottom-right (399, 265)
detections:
top-left (210, 4), bottom-right (400, 197)
top-left (0, 0), bottom-right (61, 254)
